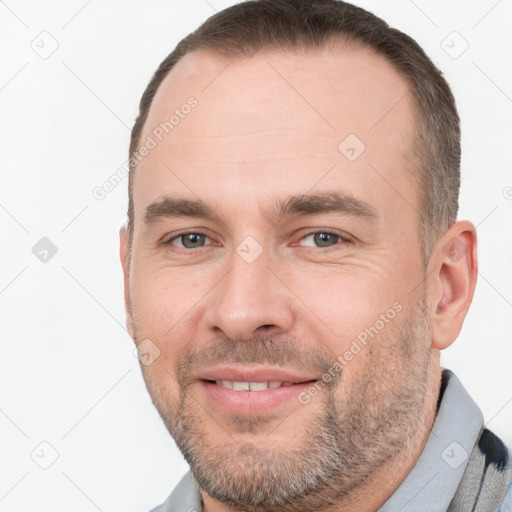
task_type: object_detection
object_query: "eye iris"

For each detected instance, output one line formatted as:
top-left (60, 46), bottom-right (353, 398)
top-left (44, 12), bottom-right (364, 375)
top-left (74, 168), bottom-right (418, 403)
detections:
top-left (182, 233), bottom-right (205, 248)
top-left (314, 233), bottom-right (338, 247)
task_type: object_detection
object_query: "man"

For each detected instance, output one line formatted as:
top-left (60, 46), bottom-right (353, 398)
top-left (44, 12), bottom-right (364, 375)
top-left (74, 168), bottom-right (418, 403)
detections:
top-left (119, 0), bottom-right (511, 510)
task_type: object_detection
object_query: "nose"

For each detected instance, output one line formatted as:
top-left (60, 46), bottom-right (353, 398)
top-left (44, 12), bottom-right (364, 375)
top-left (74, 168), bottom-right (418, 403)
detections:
top-left (204, 246), bottom-right (295, 342)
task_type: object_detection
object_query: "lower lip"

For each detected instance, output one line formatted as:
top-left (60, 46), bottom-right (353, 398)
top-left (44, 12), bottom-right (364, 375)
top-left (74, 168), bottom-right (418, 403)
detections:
top-left (199, 380), bottom-right (318, 415)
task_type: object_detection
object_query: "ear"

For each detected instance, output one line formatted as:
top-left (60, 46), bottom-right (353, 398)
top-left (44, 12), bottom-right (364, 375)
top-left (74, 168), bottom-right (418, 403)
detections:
top-left (119, 225), bottom-right (134, 339)
top-left (427, 220), bottom-right (478, 350)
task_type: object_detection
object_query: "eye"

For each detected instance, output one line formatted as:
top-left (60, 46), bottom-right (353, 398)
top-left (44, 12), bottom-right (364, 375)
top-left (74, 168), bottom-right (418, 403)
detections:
top-left (168, 232), bottom-right (212, 249)
top-left (299, 231), bottom-right (350, 248)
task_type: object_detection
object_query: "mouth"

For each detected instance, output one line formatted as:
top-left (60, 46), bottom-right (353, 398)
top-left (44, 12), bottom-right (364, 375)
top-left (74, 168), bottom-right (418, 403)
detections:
top-left (209, 380), bottom-right (299, 391)
top-left (195, 367), bottom-right (320, 415)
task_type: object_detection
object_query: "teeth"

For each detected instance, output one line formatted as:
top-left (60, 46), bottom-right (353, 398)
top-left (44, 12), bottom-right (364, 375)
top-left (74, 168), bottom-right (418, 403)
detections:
top-left (233, 381), bottom-right (250, 391)
top-left (249, 382), bottom-right (269, 391)
top-left (214, 380), bottom-right (294, 391)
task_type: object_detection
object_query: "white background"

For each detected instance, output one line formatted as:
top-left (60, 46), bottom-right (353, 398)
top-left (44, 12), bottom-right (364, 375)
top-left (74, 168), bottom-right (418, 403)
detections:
top-left (1, 1), bottom-right (511, 510)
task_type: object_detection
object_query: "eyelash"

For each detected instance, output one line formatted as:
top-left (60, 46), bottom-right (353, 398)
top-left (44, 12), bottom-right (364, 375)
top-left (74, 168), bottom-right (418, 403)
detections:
top-left (164, 229), bottom-right (352, 252)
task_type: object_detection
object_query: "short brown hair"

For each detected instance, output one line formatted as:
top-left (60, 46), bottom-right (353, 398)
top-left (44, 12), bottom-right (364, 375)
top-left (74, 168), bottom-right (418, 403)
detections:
top-left (127, 0), bottom-right (460, 264)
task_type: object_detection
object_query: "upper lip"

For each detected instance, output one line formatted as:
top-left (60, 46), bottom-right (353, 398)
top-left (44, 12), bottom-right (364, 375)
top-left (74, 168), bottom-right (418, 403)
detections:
top-left (196, 365), bottom-right (320, 383)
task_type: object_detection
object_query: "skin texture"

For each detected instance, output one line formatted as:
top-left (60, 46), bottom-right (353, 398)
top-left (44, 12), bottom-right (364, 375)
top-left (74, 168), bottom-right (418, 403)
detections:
top-left (120, 44), bottom-right (477, 512)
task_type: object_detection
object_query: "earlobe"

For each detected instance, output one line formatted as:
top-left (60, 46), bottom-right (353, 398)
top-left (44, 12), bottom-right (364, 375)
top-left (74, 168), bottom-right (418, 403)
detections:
top-left (429, 221), bottom-right (478, 350)
top-left (119, 225), bottom-right (134, 339)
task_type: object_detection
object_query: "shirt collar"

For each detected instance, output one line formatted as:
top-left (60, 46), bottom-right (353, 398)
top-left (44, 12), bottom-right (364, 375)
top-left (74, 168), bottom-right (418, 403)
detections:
top-left (379, 368), bottom-right (484, 511)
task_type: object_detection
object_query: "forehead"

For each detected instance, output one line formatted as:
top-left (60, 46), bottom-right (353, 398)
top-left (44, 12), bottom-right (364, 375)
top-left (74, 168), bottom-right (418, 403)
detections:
top-left (133, 44), bottom-right (419, 227)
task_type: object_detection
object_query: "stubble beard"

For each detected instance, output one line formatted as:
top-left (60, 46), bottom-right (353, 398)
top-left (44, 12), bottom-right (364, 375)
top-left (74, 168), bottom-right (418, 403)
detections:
top-left (133, 291), bottom-right (434, 512)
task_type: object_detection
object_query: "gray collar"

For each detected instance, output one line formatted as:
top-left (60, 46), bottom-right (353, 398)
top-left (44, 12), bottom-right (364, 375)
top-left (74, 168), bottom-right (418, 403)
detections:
top-left (153, 369), bottom-right (483, 512)
top-left (379, 369), bottom-right (483, 511)
top-left (151, 470), bottom-right (202, 512)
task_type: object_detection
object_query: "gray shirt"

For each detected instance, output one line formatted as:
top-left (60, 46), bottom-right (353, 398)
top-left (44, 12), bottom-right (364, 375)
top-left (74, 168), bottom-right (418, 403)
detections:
top-left (150, 369), bottom-right (512, 511)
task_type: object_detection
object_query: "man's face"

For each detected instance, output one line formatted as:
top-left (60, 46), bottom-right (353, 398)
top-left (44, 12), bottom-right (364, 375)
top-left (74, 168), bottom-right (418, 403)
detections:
top-left (122, 45), bottom-right (436, 510)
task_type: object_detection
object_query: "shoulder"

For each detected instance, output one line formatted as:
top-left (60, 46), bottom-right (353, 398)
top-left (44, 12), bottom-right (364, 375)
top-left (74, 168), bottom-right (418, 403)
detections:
top-left (478, 429), bottom-right (511, 512)
top-left (497, 467), bottom-right (512, 511)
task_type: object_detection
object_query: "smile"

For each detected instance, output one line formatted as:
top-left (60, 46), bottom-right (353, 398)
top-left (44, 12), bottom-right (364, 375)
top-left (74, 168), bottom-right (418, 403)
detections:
top-left (213, 380), bottom-right (295, 391)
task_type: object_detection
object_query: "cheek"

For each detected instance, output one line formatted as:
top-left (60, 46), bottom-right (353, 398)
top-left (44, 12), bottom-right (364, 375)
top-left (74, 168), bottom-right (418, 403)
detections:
top-left (285, 265), bottom-right (399, 333)
top-left (281, 266), bottom-right (409, 385)
top-left (131, 265), bottom-right (206, 336)
top-left (140, 359), bottom-right (181, 421)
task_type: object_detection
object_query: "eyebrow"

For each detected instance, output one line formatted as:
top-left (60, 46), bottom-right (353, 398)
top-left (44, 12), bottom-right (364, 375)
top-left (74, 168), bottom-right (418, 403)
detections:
top-left (143, 191), bottom-right (378, 225)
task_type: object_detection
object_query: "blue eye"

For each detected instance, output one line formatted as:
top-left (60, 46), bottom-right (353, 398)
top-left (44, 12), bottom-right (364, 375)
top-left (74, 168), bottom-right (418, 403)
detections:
top-left (300, 232), bottom-right (345, 248)
top-left (302, 231), bottom-right (341, 247)
top-left (169, 233), bottom-right (211, 249)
